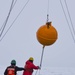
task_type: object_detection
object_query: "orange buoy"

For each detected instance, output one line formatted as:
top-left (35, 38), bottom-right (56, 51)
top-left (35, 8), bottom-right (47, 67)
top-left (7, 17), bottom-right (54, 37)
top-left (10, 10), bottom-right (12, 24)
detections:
top-left (36, 22), bottom-right (58, 46)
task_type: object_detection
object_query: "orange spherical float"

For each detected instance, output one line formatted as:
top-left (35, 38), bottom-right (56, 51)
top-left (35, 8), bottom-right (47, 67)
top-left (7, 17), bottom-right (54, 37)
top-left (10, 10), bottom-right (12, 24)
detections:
top-left (36, 22), bottom-right (58, 46)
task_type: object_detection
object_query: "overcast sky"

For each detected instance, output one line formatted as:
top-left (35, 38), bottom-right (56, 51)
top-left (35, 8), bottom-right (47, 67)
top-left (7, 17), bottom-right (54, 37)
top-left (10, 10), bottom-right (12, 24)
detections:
top-left (0, 0), bottom-right (75, 69)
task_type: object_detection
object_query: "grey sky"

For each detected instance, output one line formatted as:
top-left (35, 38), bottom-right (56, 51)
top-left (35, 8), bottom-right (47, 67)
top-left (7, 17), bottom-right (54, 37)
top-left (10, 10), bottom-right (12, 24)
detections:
top-left (0, 0), bottom-right (75, 68)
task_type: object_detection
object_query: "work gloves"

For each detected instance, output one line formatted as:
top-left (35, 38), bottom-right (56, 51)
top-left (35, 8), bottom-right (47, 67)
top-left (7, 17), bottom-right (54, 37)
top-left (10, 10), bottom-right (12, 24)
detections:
top-left (37, 66), bottom-right (41, 69)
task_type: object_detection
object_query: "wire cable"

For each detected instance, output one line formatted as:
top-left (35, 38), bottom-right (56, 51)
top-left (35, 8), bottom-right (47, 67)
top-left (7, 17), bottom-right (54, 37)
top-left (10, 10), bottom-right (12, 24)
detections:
top-left (0, 0), bottom-right (17, 32)
top-left (40, 46), bottom-right (45, 68)
top-left (64, 0), bottom-right (75, 36)
top-left (13, 0), bottom-right (18, 7)
top-left (0, 0), bottom-right (30, 42)
top-left (0, 0), bottom-right (14, 37)
top-left (35, 46), bottom-right (45, 75)
top-left (35, 1), bottom-right (49, 75)
top-left (60, 0), bottom-right (75, 43)
top-left (47, 0), bottom-right (49, 22)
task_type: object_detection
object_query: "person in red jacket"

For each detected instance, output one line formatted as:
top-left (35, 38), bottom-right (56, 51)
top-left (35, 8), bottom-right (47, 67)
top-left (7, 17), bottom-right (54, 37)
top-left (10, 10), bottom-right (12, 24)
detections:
top-left (23, 57), bottom-right (40, 75)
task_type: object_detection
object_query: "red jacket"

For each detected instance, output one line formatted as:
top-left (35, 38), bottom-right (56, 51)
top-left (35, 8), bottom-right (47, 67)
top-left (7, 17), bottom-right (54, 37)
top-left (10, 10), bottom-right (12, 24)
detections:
top-left (23, 60), bottom-right (39, 75)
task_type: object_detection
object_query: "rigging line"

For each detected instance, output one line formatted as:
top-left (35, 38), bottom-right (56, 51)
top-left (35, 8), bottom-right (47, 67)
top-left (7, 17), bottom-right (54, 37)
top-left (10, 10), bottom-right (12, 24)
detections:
top-left (0, 22), bottom-right (5, 31)
top-left (0, 0), bottom-right (14, 37)
top-left (40, 46), bottom-right (45, 68)
top-left (34, 46), bottom-right (45, 75)
top-left (13, 0), bottom-right (18, 7)
top-left (0, 0), bottom-right (30, 42)
top-left (35, 69), bottom-right (40, 75)
top-left (35, 69), bottom-right (39, 75)
top-left (47, 0), bottom-right (49, 22)
top-left (64, 0), bottom-right (75, 35)
top-left (0, 0), bottom-right (14, 36)
top-left (59, 0), bottom-right (75, 43)
top-left (0, 0), bottom-right (17, 32)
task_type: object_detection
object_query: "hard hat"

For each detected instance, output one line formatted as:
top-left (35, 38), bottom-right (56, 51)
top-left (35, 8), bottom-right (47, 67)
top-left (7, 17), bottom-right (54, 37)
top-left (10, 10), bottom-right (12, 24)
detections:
top-left (29, 57), bottom-right (34, 61)
top-left (11, 60), bottom-right (16, 65)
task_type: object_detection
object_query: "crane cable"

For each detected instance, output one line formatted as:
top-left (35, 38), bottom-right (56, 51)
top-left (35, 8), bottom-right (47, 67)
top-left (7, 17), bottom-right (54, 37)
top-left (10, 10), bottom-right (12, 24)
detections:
top-left (64, 0), bottom-right (75, 36)
top-left (0, 0), bottom-right (30, 42)
top-left (0, 0), bottom-right (15, 37)
top-left (35, 46), bottom-right (45, 75)
top-left (0, 0), bottom-right (17, 38)
top-left (40, 46), bottom-right (45, 68)
top-left (60, 0), bottom-right (75, 43)
top-left (35, 1), bottom-right (50, 75)
top-left (0, 0), bottom-right (17, 32)
top-left (47, 0), bottom-right (49, 22)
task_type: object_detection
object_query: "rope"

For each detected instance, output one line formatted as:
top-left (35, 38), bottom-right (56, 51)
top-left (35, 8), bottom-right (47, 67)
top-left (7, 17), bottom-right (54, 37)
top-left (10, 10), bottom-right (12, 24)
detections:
top-left (0, 0), bottom-right (17, 32)
top-left (0, 0), bottom-right (14, 37)
top-left (0, 0), bottom-right (30, 42)
top-left (35, 46), bottom-right (45, 75)
top-left (40, 45), bottom-right (45, 68)
top-left (13, 0), bottom-right (18, 7)
top-left (60, 0), bottom-right (75, 43)
top-left (35, 1), bottom-right (49, 74)
top-left (47, 0), bottom-right (49, 22)
top-left (64, 0), bottom-right (75, 36)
